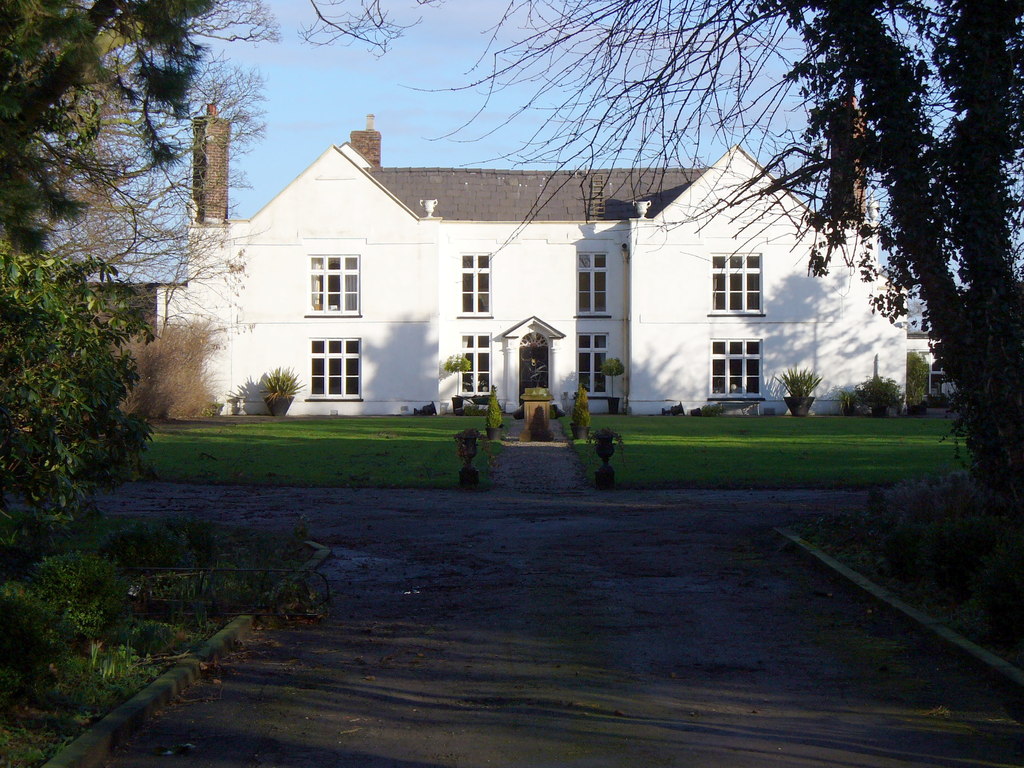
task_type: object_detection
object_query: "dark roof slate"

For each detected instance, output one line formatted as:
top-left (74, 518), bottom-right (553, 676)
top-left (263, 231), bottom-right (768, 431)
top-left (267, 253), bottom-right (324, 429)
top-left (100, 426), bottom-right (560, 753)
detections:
top-left (369, 167), bottom-right (703, 222)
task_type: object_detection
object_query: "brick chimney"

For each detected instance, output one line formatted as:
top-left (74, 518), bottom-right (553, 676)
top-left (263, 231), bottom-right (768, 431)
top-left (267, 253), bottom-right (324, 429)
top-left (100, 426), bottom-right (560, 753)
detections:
top-left (192, 103), bottom-right (230, 222)
top-left (350, 114), bottom-right (382, 169)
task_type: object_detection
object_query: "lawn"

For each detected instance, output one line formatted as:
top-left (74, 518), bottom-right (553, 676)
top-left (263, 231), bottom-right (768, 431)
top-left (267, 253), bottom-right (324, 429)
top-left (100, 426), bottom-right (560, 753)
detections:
top-left (146, 417), bottom-right (501, 488)
top-left (144, 415), bottom-right (960, 489)
top-left (574, 416), bottom-right (960, 488)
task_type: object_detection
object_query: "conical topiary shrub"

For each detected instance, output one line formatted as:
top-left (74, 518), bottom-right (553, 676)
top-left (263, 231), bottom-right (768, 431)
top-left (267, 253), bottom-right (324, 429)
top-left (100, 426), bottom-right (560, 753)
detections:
top-left (571, 382), bottom-right (590, 439)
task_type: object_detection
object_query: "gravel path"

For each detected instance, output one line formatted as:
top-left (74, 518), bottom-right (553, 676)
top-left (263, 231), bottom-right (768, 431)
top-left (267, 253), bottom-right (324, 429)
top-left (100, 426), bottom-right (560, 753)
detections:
top-left (490, 419), bottom-right (590, 494)
top-left (96, 427), bottom-right (1024, 768)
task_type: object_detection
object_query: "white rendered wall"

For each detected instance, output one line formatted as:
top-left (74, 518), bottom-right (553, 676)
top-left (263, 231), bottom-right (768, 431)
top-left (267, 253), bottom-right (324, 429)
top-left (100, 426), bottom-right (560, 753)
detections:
top-left (170, 144), bottom-right (906, 417)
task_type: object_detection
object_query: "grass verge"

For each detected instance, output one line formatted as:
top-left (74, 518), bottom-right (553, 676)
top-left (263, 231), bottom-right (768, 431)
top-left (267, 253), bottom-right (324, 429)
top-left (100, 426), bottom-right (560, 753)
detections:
top-left (572, 416), bottom-right (959, 488)
top-left (146, 417), bottom-right (502, 488)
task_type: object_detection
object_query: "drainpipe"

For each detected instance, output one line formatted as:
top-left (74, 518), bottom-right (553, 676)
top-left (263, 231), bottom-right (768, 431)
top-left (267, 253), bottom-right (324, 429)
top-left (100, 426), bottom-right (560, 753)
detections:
top-left (622, 239), bottom-right (632, 414)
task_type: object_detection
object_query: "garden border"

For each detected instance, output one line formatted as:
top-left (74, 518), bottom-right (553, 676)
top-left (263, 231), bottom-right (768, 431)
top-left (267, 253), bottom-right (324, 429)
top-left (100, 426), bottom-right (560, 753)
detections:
top-left (40, 540), bottom-right (332, 768)
top-left (776, 527), bottom-right (1024, 690)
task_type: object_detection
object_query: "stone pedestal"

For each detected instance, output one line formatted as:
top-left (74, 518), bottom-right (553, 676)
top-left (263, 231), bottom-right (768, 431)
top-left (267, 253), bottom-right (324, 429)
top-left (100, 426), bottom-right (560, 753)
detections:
top-left (520, 387), bottom-right (553, 442)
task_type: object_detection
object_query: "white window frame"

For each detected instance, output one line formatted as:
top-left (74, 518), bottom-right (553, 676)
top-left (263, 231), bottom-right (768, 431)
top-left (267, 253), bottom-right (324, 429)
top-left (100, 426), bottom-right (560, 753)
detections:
top-left (577, 333), bottom-right (608, 393)
top-left (460, 334), bottom-right (491, 395)
top-left (461, 255), bottom-right (491, 315)
top-left (711, 339), bottom-right (762, 398)
top-left (711, 254), bottom-right (762, 314)
top-left (310, 338), bottom-right (361, 398)
top-left (310, 255), bottom-right (359, 315)
top-left (578, 253), bottom-right (608, 314)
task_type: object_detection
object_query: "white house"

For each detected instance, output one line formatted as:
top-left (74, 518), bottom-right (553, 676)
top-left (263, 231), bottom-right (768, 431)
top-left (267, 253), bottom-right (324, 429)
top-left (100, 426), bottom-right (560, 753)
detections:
top-left (170, 112), bottom-right (905, 416)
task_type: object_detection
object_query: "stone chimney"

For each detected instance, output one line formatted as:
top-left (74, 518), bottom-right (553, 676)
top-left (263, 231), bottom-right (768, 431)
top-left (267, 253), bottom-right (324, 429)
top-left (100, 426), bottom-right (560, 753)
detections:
top-left (193, 103), bottom-right (230, 222)
top-left (350, 114), bottom-right (382, 169)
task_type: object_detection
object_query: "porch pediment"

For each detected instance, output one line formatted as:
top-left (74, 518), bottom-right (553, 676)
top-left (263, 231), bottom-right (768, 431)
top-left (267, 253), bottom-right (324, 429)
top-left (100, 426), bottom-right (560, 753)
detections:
top-left (495, 316), bottom-right (566, 342)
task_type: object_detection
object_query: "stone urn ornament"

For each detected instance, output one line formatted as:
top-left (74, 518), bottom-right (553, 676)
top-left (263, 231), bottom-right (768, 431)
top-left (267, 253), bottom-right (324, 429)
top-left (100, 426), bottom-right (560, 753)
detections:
top-left (591, 428), bottom-right (620, 490)
top-left (454, 428), bottom-right (481, 487)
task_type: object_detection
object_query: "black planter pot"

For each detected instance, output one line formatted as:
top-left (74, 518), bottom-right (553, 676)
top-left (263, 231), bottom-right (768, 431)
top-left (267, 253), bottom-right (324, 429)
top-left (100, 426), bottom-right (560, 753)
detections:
top-left (265, 396), bottom-right (293, 417)
top-left (607, 397), bottom-right (620, 415)
top-left (486, 426), bottom-right (502, 440)
top-left (871, 405), bottom-right (890, 418)
top-left (784, 396), bottom-right (814, 417)
top-left (570, 423), bottom-right (589, 441)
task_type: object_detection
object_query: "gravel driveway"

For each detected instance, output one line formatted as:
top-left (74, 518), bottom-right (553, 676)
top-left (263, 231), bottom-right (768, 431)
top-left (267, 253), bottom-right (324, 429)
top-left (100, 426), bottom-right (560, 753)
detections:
top-left (96, 425), bottom-right (1024, 767)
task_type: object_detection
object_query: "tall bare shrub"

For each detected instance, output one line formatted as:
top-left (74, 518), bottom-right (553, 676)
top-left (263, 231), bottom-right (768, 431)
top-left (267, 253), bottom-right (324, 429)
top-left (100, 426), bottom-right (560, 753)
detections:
top-left (124, 322), bottom-right (217, 419)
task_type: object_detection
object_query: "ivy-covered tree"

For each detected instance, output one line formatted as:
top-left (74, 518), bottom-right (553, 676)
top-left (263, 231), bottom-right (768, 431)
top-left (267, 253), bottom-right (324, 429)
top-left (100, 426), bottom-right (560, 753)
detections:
top-left (0, 247), bottom-right (151, 523)
top-left (311, 0), bottom-right (1024, 506)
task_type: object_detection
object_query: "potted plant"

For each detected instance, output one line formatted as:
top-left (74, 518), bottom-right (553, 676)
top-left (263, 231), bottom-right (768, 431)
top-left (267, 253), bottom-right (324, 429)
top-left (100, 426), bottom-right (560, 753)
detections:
top-left (836, 388), bottom-right (857, 416)
top-left (485, 386), bottom-right (503, 440)
top-left (775, 367), bottom-right (822, 417)
top-left (855, 375), bottom-right (904, 417)
top-left (261, 367), bottom-right (302, 417)
top-left (442, 354), bottom-right (472, 412)
top-left (600, 357), bottom-right (625, 414)
top-left (570, 382), bottom-right (591, 440)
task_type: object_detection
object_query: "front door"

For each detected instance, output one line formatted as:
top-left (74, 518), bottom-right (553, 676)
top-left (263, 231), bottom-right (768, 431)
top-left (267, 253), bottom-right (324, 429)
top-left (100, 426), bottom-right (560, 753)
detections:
top-left (519, 332), bottom-right (550, 395)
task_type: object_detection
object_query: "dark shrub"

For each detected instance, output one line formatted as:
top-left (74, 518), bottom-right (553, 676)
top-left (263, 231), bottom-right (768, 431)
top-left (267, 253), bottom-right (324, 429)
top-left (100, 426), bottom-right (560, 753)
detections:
top-left (922, 516), bottom-right (1002, 601)
top-left (878, 472), bottom-right (997, 525)
top-left (882, 522), bottom-right (925, 580)
top-left (32, 552), bottom-right (125, 638)
top-left (0, 583), bottom-right (65, 707)
top-left (972, 534), bottom-right (1024, 645)
top-left (166, 517), bottom-right (219, 567)
top-left (113, 619), bottom-right (178, 656)
top-left (100, 521), bottom-right (188, 568)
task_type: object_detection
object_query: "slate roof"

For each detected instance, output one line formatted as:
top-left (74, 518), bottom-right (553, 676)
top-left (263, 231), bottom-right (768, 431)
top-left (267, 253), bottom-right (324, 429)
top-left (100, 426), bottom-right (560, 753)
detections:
top-left (369, 167), bottom-right (703, 222)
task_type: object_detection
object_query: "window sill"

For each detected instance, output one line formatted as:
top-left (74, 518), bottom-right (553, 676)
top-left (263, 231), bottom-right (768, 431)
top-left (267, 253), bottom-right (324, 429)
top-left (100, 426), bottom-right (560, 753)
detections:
top-left (707, 396), bottom-right (766, 402)
top-left (707, 312), bottom-right (766, 318)
top-left (305, 398), bottom-right (364, 402)
top-left (305, 313), bottom-right (362, 319)
top-left (456, 314), bottom-right (493, 319)
top-left (576, 314), bottom-right (613, 319)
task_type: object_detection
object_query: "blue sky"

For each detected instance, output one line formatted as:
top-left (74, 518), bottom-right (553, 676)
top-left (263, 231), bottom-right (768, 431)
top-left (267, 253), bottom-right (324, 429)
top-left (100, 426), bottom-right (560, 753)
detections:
top-left (216, 1), bottom-right (555, 218)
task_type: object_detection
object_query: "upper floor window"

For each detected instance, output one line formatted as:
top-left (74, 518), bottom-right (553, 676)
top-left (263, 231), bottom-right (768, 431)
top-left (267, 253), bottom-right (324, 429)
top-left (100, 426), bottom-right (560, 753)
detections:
top-left (712, 254), bottom-right (761, 313)
top-left (461, 255), bottom-right (490, 314)
top-left (460, 334), bottom-right (491, 395)
top-left (310, 256), bottom-right (359, 314)
top-left (578, 333), bottom-right (608, 393)
top-left (578, 253), bottom-right (607, 314)
top-left (711, 340), bottom-right (761, 397)
top-left (310, 338), bottom-right (361, 398)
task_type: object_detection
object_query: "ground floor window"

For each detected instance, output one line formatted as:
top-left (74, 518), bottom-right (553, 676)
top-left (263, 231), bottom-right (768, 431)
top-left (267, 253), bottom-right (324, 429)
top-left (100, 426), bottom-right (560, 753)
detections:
top-left (578, 333), bottom-right (608, 393)
top-left (461, 334), bottom-right (491, 395)
top-left (311, 338), bottom-right (360, 397)
top-left (711, 340), bottom-right (761, 396)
